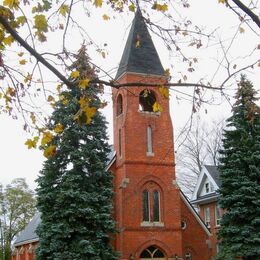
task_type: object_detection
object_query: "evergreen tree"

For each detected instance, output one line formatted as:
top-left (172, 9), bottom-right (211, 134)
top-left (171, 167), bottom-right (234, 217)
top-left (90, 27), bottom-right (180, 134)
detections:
top-left (36, 46), bottom-right (117, 259)
top-left (218, 75), bottom-right (260, 260)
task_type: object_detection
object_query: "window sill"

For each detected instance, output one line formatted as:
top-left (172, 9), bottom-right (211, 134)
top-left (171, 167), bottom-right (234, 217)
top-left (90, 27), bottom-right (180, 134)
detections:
top-left (141, 221), bottom-right (164, 227)
top-left (138, 110), bottom-right (161, 116)
top-left (146, 152), bottom-right (154, 157)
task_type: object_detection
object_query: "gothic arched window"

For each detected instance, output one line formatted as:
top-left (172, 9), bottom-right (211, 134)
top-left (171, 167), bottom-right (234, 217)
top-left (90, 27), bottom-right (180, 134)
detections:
top-left (142, 190), bottom-right (150, 222)
top-left (139, 89), bottom-right (156, 112)
top-left (116, 94), bottom-right (123, 116)
top-left (153, 190), bottom-right (160, 222)
top-left (142, 186), bottom-right (161, 223)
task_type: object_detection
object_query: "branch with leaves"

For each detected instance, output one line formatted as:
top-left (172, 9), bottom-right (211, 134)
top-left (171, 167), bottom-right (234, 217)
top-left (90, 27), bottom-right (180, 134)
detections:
top-left (0, 0), bottom-right (259, 155)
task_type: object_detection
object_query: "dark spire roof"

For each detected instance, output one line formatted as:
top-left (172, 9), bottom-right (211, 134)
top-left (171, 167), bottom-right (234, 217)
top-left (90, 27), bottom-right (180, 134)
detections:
top-left (116, 9), bottom-right (164, 79)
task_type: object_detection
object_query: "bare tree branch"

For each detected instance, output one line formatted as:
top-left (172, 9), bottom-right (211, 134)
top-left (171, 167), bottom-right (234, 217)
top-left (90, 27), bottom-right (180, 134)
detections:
top-left (230, 0), bottom-right (260, 28)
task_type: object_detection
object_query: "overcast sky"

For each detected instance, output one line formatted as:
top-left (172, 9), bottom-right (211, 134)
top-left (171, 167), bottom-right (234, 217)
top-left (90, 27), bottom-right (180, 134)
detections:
top-left (0, 0), bottom-right (259, 190)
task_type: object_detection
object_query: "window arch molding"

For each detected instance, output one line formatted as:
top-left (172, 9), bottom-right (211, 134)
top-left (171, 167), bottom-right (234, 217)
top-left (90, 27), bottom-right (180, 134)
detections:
top-left (135, 240), bottom-right (171, 260)
top-left (140, 245), bottom-right (166, 259)
top-left (140, 180), bottom-right (164, 225)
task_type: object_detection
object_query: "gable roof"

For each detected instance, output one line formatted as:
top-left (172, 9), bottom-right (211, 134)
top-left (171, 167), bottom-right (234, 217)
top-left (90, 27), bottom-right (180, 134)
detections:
top-left (204, 165), bottom-right (221, 187)
top-left (180, 190), bottom-right (211, 236)
top-left (14, 213), bottom-right (40, 246)
top-left (191, 165), bottom-right (220, 202)
top-left (115, 9), bottom-right (164, 79)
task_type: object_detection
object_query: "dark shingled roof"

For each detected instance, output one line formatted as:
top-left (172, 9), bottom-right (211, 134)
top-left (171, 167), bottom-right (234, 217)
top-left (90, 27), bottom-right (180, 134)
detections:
top-left (205, 165), bottom-right (221, 187)
top-left (14, 213), bottom-right (40, 245)
top-left (115, 9), bottom-right (164, 79)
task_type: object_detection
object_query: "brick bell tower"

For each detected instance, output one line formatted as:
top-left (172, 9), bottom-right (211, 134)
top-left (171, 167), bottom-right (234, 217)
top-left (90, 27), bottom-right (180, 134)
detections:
top-left (110, 9), bottom-right (212, 260)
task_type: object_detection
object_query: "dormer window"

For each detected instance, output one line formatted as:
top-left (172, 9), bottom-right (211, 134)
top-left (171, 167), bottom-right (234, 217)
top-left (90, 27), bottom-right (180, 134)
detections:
top-left (139, 89), bottom-right (156, 112)
top-left (205, 183), bottom-right (210, 193)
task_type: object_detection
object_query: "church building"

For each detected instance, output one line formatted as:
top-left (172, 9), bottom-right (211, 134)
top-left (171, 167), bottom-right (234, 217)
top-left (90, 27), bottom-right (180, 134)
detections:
top-left (13, 10), bottom-right (213, 260)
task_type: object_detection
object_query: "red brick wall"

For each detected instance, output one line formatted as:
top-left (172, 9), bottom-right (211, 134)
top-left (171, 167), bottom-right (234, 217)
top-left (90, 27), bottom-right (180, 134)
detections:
top-left (12, 242), bottom-right (37, 260)
top-left (198, 202), bottom-right (224, 258)
top-left (180, 199), bottom-right (212, 260)
top-left (112, 72), bottom-right (212, 259)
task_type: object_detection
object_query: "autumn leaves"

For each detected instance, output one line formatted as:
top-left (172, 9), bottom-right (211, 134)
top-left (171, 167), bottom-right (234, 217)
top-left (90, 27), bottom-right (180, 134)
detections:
top-left (24, 69), bottom-right (97, 158)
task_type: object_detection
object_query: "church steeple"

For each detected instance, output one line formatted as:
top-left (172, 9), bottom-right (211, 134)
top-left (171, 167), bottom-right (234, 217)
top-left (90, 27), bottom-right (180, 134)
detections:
top-left (116, 9), bottom-right (164, 79)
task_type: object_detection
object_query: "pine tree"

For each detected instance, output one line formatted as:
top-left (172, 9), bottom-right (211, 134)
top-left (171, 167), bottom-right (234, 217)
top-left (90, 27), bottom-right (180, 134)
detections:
top-left (36, 46), bottom-right (117, 259)
top-left (218, 75), bottom-right (260, 260)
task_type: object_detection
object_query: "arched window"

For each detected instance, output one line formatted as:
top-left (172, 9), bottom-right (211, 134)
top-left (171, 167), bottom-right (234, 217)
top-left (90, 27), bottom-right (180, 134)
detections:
top-left (116, 94), bottom-right (123, 116)
top-left (153, 190), bottom-right (160, 222)
top-left (139, 89), bottom-right (156, 112)
top-left (142, 187), bottom-right (161, 223)
top-left (140, 246), bottom-right (165, 259)
top-left (142, 190), bottom-right (150, 222)
top-left (147, 126), bottom-right (153, 155)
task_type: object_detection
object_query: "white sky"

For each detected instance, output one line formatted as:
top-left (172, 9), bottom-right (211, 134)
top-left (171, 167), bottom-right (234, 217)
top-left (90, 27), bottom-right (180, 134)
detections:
top-left (0, 0), bottom-right (259, 190)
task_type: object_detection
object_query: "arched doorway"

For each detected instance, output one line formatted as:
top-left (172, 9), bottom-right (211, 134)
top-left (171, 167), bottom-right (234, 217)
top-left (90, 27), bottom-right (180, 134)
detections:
top-left (140, 245), bottom-right (166, 260)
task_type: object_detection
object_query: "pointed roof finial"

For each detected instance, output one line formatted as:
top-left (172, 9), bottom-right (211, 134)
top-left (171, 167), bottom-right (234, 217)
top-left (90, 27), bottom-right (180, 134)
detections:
top-left (115, 9), bottom-right (164, 79)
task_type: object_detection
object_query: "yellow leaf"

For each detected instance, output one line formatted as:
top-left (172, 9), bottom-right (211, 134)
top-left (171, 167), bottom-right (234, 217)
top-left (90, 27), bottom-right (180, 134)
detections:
top-left (136, 40), bottom-right (140, 48)
top-left (47, 95), bottom-right (55, 102)
top-left (62, 99), bottom-right (69, 105)
top-left (3, 0), bottom-right (20, 9)
top-left (34, 14), bottom-right (48, 32)
top-left (59, 95), bottom-right (69, 105)
top-left (56, 84), bottom-right (62, 93)
top-left (70, 70), bottom-right (80, 79)
top-left (19, 59), bottom-right (27, 65)
top-left (79, 78), bottom-right (90, 89)
top-left (18, 52), bottom-right (24, 57)
top-left (129, 3), bottom-right (135, 12)
top-left (102, 14), bottom-right (110, 20)
top-left (25, 137), bottom-right (38, 149)
top-left (44, 145), bottom-right (56, 158)
top-left (54, 123), bottom-right (63, 134)
top-left (164, 68), bottom-right (170, 77)
top-left (79, 96), bottom-right (88, 108)
top-left (101, 51), bottom-right (106, 58)
top-left (24, 73), bottom-right (32, 83)
top-left (16, 16), bottom-right (26, 26)
top-left (3, 35), bottom-right (14, 46)
top-left (30, 112), bottom-right (36, 124)
top-left (218, 0), bottom-right (225, 3)
top-left (84, 106), bottom-right (97, 124)
top-left (6, 87), bottom-right (16, 96)
top-left (152, 102), bottom-right (163, 113)
top-left (159, 86), bottom-right (170, 99)
top-left (59, 4), bottom-right (69, 17)
top-left (94, 0), bottom-right (102, 8)
top-left (41, 131), bottom-right (53, 146)
top-left (239, 27), bottom-right (245, 33)
top-left (152, 2), bottom-right (168, 12)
